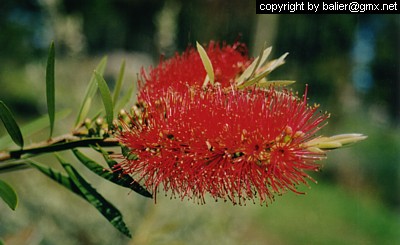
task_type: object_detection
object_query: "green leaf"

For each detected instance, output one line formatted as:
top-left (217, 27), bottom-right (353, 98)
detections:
top-left (72, 148), bottom-right (108, 172)
top-left (46, 41), bottom-right (56, 138)
top-left (121, 145), bottom-right (139, 160)
top-left (0, 178), bottom-right (18, 210)
top-left (30, 158), bottom-right (132, 238)
top-left (236, 46), bottom-right (272, 86)
top-left (75, 57), bottom-right (107, 127)
top-left (95, 71), bottom-right (114, 129)
top-left (0, 109), bottom-right (70, 149)
top-left (29, 160), bottom-right (77, 191)
top-left (0, 162), bottom-right (30, 173)
top-left (237, 53), bottom-right (289, 89)
top-left (263, 52), bottom-right (289, 73)
top-left (114, 83), bottom-right (134, 112)
top-left (0, 101), bottom-right (24, 148)
top-left (74, 147), bottom-right (152, 198)
top-left (58, 157), bottom-right (132, 238)
top-left (197, 42), bottom-right (215, 86)
top-left (113, 60), bottom-right (126, 107)
top-left (256, 80), bottom-right (296, 88)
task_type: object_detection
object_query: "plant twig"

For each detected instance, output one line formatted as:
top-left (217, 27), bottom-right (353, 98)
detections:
top-left (0, 134), bottom-right (119, 162)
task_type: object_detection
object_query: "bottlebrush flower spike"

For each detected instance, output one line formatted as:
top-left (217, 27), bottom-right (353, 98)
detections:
top-left (115, 42), bottom-right (366, 205)
top-left (138, 41), bottom-right (251, 99)
top-left (138, 42), bottom-right (294, 99)
top-left (116, 86), bottom-right (331, 205)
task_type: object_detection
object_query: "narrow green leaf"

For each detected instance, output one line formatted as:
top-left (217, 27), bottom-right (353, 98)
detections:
top-left (256, 80), bottom-right (296, 88)
top-left (29, 160), bottom-right (76, 191)
top-left (46, 41), bottom-right (56, 138)
top-left (237, 53), bottom-right (289, 89)
top-left (0, 178), bottom-right (18, 210)
top-left (0, 110), bottom-right (69, 149)
top-left (263, 52), bottom-right (289, 73)
top-left (95, 71), bottom-right (114, 129)
top-left (0, 239), bottom-right (4, 245)
top-left (76, 147), bottom-right (152, 198)
top-left (114, 83), bottom-right (134, 112)
top-left (30, 157), bottom-right (132, 238)
top-left (0, 101), bottom-right (24, 148)
top-left (196, 42), bottom-right (214, 86)
top-left (121, 145), bottom-right (139, 160)
top-left (0, 109), bottom-right (70, 149)
top-left (112, 60), bottom-right (126, 107)
top-left (236, 47), bottom-right (272, 85)
top-left (72, 148), bottom-right (108, 170)
top-left (0, 162), bottom-right (30, 174)
top-left (255, 45), bottom-right (273, 72)
top-left (75, 57), bottom-right (108, 127)
top-left (59, 158), bottom-right (132, 238)
top-left (237, 72), bottom-right (268, 89)
top-left (244, 46), bottom-right (270, 83)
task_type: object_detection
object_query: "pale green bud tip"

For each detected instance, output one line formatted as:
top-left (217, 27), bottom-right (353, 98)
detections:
top-left (118, 109), bottom-right (128, 119)
top-left (119, 109), bottom-right (127, 116)
top-left (304, 133), bottom-right (367, 151)
top-left (84, 118), bottom-right (92, 129)
top-left (95, 117), bottom-right (104, 126)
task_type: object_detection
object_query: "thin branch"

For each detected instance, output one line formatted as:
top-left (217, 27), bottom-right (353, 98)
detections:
top-left (0, 134), bottom-right (119, 162)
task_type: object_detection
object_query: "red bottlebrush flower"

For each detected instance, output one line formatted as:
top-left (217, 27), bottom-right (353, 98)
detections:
top-left (116, 87), bottom-right (329, 205)
top-left (115, 42), bottom-right (366, 205)
top-left (138, 41), bottom-right (251, 99)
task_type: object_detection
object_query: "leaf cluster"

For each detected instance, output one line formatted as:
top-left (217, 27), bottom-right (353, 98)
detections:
top-left (0, 42), bottom-right (150, 238)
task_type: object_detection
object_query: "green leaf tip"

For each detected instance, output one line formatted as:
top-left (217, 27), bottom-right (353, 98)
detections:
top-left (236, 46), bottom-right (272, 86)
top-left (30, 158), bottom-right (131, 238)
top-left (94, 71), bottom-right (114, 130)
top-left (60, 160), bottom-right (132, 238)
top-left (0, 178), bottom-right (18, 210)
top-left (29, 160), bottom-right (77, 192)
top-left (197, 42), bottom-right (215, 87)
top-left (75, 56), bottom-right (108, 128)
top-left (113, 60), bottom-right (126, 108)
top-left (0, 163), bottom-right (31, 174)
top-left (73, 148), bottom-right (152, 198)
top-left (0, 101), bottom-right (24, 148)
top-left (46, 41), bottom-right (56, 138)
top-left (235, 46), bottom-right (291, 90)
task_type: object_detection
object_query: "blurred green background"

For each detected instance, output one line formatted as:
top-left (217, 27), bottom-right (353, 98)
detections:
top-left (0, 0), bottom-right (399, 244)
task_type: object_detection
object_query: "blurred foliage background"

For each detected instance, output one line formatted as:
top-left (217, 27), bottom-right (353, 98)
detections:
top-left (0, 0), bottom-right (399, 244)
